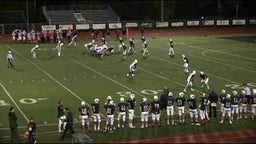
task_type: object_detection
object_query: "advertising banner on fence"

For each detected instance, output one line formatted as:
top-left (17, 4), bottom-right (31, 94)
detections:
top-left (171, 22), bottom-right (184, 27)
top-left (125, 22), bottom-right (138, 28)
top-left (201, 20), bottom-right (215, 26)
top-left (141, 23), bottom-right (153, 28)
top-left (216, 20), bottom-right (230, 26)
top-left (156, 22), bottom-right (169, 28)
top-left (92, 24), bottom-right (106, 30)
top-left (59, 24), bottom-right (73, 30)
top-left (232, 19), bottom-right (246, 25)
top-left (75, 24), bottom-right (90, 30)
top-left (249, 19), bottom-right (256, 25)
top-left (187, 20), bottom-right (199, 26)
top-left (108, 23), bottom-right (122, 29)
top-left (41, 25), bottom-right (56, 31)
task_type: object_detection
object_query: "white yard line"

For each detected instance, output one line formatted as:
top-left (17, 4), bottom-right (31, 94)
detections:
top-left (0, 82), bottom-right (29, 122)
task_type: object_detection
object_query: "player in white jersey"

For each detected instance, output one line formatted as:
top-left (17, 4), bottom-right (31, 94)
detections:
top-left (182, 54), bottom-right (189, 73)
top-left (127, 59), bottom-right (138, 77)
top-left (68, 34), bottom-right (77, 47)
top-left (7, 51), bottom-right (14, 68)
top-left (184, 70), bottom-right (196, 92)
top-left (31, 45), bottom-right (39, 59)
top-left (168, 38), bottom-right (175, 57)
top-left (56, 41), bottom-right (63, 56)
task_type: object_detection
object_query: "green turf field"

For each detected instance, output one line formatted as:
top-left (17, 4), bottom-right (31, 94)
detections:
top-left (0, 34), bottom-right (256, 143)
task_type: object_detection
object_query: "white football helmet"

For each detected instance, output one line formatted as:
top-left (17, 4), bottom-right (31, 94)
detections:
top-left (153, 95), bottom-right (158, 100)
top-left (109, 100), bottom-right (114, 105)
top-left (168, 92), bottom-right (173, 97)
top-left (200, 71), bottom-right (204, 75)
top-left (81, 101), bottom-right (86, 106)
top-left (226, 94), bottom-right (231, 99)
top-left (35, 45), bottom-right (39, 48)
top-left (94, 98), bottom-right (99, 103)
top-left (182, 54), bottom-right (185, 58)
top-left (169, 38), bottom-right (172, 42)
top-left (107, 96), bottom-right (112, 100)
top-left (190, 94), bottom-right (195, 99)
top-left (232, 91), bottom-right (238, 95)
top-left (134, 59), bottom-right (138, 63)
top-left (8, 51), bottom-right (12, 54)
top-left (221, 89), bottom-right (226, 94)
top-left (253, 89), bottom-right (256, 94)
top-left (142, 98), bottom-right (147, 102)
top-left (130, 94), bottom-right (135, 99)
top-left (241, 90), bottom-right (245, 95)
top-left (192, 70), bottom-right (196, 75)
top-left (120, 97), bottom-right (124, 102)
top-left (179, 92), bottom-right (184, 97)
top-left (201, 93), bottom-right (206, 97)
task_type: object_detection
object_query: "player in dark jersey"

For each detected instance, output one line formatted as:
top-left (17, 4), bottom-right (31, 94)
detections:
top-left (219, 94), bottom-right (233, 124)
top-left (199, 71), bottom-right (210, 90)
top-left (78, 101), bottom-right (90, 132)
top-left (101, 37), bottom-right (107, 45)
top-left (150, 96), bottom-right (161, 127)
top-left (91, 98), bottom-right (101, 131)
top-left (127, 94), bottom-right (136, 128)
top-left (91, 32), bottom-right (96, 44)
top-left (142, 40), bottom-right (149, 57)
top-left (199, 93), bottom-right (209, 125)
top-left (231, 91), bottom-right (240, 121)
top-left (176, 92), bottom-right (186, 124)
top-left (168, 38), bottom-right (174, 57)
top-left (250, 89), bottom-right (256, 120)
top-left (239, 90), bottom-right (248, 119)
top-left (57, 100), bottom-right (66, 133)
top-left (182, 54), bottom-right (189, 73)
top-left (118, 36), bottom-right (124, 53)
top-left (219, 89), bottom-right (226, 116)
top-left (166, 92), bottom-right (175, 125)
top-left (140, 98), bottom-right (150, 128)
top-left (117, 97), bottom-right (128, 128)
top-left (127, 59), bottom-right (137, 77)
top-left (160, 86), bottom-right (169, 117)
top-left (104, 100), bottom-right (115, 133)
top-left (187, 94), bottom-right (200, 126)
top-left (128, 38), bottom-right (135, 54)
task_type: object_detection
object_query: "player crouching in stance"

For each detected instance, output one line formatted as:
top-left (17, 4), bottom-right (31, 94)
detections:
top-left (104, 99), bottom-right (116, 133)
top-left (68, 34), bottom-right (77, 47)
top-left (127, 59), bottom-right (137, 77)
top-left (199, 93), bottom-right (209, 125)
top-left (127, 94), bottom-right (136, 128)
top-left (150, 95), bottom-right (161, 127)
top-left (184, 70), bottom-right (196, 92)
top-left (187, 94), bottom-right (200, 126)
top-left (91, 98), bottom-right (101, 131)
top-left (56, 41), bottom-right (63, 56)
top-left (31, 45), bottom-right (39, 59)
top-left (199, 71), bottom-right (210, 90)
top-left (219, 94), bottom-right (233, 124)
top-left (117, 97), bottom-right (128, 128)
top-left (79, 101), bottom-right (90, 133)
top-left (140, 98), bottom-right (150, 128)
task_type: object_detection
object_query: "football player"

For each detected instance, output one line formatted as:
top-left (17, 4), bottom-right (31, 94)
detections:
top-left (150, 96), bottom-right (161, 127)
top-left (182, 54), bottom-right (189, 73)
top-left (31, 45), bottom-right (39, 59)
top-left (166, 92), bottom-right (175, 125)
top-left (27, 117), bottom-right (36, 144)
top-left (239, 90), bottom-right (248, 119)
top-left (101, 37), bottom-right (107, 45)
top-left (219, 89), bottom-right (226, 115)
top-left (127, 59), bottom-right (138, 77)
top-left (199, 71), bottom-right (210, 90)
top-left (91, 32), bottom-right (96, 44)
top-left (199, 93), bottom-right (209, 125)
top-left (231, 91), bottom-right (240, 121)
top-left (140, 98), bottom-right (150, 128)
top-left (56, 41), bottom-right (63, 56)
top-left (187, 94), bottom-right (200, 125)
top-left (127, 38), bottom-right (135, 54)
top-left (78, 101), bottom-right (90, 132)
top-left (104, 100), bottom-right (115, 133)
top-left (184, 70), bottom-right (196, 92)
top-left (250, 89), bottom-right (256, 120)
top-left (7, 51), bottom-right (14, 68)
top-left (91, 98), bottom-right (101, 131)
top-left (57, 101), bottom-right (66, 133)
top-left (176, 92), bottom-right (186, 124)
top-left (118, 36), bottom-right (124, 53)
top-left (219, 94), bottom-right (233, 124)
top-left (142, 40), bottom-right (150, 57)
top-left (68, 34), bottom-right (77, 47)
top-left (117, 97), bottom-right (128, 128)
top-left (168, 38), bottom-right (174, 57)
top-left (127, 94), bottom-right (136, 128)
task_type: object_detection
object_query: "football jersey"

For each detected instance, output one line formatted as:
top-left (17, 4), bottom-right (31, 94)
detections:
top-left (105, 104), bottom-right (115, 115)
top-left (140, 102), bottom-right (150, 112)
top-left (151, 100), bottom-right (160, 114)
top-left (224, 98), bottom-right (232, 108)
top-left (200, 73), bottom-right (208, 80)
top-left (231, 95), bottom-right (240, 105)
top-left (79, 105), bottom-right (89, 116)
top-left (187, 98), bottom-right (197, 109)
top-left (219, 94), bottom-right (226, 104)
top-left (91, 103), bottom-right (100, 114)
top-left (118, 102), bottom-right (128, 112)
top-left (199, 97), bottom-right (208, 110)
top-left (176, 97), bottom-right (186, 107)
top-left (251, 95), bottom-right (256, 104)
top-left (130, 39), bottom-right (135, 47)
top-left (183, 57), bottom-right (189, 64)
top-left (240, 94), bottom-right (248, 104)
top-left (127, 99), bottom-right (136, 109)
top-left (170, 41), bottom-right (174, 48)
top-left (57, 104), bottom-right (64, 117)
top-left (166, 96), bottom-right (175, 106)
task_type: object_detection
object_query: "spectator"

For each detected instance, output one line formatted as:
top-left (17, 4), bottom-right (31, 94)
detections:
top-left (8, 106), bottom-right (19, 143)
top-left (27, 117), bottom-right (37, 144)
top-left (61, 108), bottom-right (75, 140)
top-left (208, 90), bottom-right (218, 119)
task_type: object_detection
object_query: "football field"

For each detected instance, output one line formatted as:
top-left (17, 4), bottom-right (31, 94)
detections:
top-left (0, 33), bottom-right (256, 143)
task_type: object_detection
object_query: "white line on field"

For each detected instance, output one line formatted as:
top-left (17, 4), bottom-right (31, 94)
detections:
top-left (7, 45), bottom-right (106, 119)
top-left (0, 82), bottom-right (29, 122)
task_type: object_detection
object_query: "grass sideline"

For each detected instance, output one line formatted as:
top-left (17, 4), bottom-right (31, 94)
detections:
top-left (0, 34), bottom-right (256, 143)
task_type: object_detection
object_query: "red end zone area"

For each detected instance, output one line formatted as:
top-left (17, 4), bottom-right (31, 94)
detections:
top-left (116, 128), bottom-right (256, 143)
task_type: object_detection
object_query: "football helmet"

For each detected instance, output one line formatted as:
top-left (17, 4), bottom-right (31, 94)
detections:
top-left (253, 89), bottom-right (256, 94)
top-left (201, 93), bottom-right (206, 97)
top-left (130, 94), bottom-right (135, 99)
top-left (168, 92), bottom-right (173, 97)
top-left (200, 71), bottom-right (204, 75)
top-left (81, 101), bottom-right (86, 106)
top-left (8, 51), bottom-right (12, 54)
top-left (153, 95), bottom-right (158, 100)
top-left (120, 97), bottom-right (124, 102)
top-left (192, 70), bottom-right (196, 75)
top-left (169, 38), bottom-right (172, 42)
top-left (35, 45), bottom-right (39, 48)
top-left (142, 98), bottom-right (147, 102)
top-left (109, 100), bottom-right (114, 105)
top-left (134, 59), bottom-right (138, 63)
top-left (241, 90), bottom-right (245, 95)
top-left (182, 54), bottom-right (185, 58)
top-left (226, 94), bottom-right (231, 99)
top-left (232, 91), bottom-right (238, 95)
top-left (179, 92), bottom-right (184, 97)
top-left (190, 94), bottom-right (195, 99)
top-left (107, 96), bottom-right (112, 100)
top-left (94, 98), bottom-right (99, 103)
top-left (221, 89), bottom-right (226, 94)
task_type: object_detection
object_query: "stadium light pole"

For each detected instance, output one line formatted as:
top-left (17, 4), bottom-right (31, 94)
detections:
top-left (161, 0), bottom-right (164, 22)
top-left (26, 0), bottom-right (29, 31)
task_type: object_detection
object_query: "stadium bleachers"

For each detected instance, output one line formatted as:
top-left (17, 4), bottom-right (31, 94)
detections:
top-left (44, 10), bottom-right (79, 24)
top-left (80, 10), bottom-right (119, 23)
